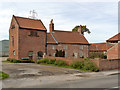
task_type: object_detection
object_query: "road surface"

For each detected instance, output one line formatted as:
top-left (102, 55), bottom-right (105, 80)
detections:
top-left (28, 74), bottom-right (119, 89)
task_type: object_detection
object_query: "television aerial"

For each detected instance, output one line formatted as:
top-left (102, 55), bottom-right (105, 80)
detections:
top-left (29, 10), bottom-right (38, 19)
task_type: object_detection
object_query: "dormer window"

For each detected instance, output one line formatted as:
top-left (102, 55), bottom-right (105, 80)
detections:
top-left (11, 25), bottom-right (15, 29)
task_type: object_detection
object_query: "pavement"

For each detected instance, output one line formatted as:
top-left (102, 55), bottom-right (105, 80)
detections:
top-left (0, 57), bottom-right (119, 88)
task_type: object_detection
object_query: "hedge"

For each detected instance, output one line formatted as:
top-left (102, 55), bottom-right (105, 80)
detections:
top-left (7, 58), bottom-right (34, 63)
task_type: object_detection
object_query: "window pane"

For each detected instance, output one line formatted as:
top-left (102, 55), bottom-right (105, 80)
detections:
top-left (28, 51), bottom-right (33, 56)
top-left (13, 50), bottom-right (15, 56)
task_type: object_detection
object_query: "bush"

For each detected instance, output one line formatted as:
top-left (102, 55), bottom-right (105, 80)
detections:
top-left (12, 59), bottom-right (21, 63)
top-left (70, 61), bottom-right (84, 69)
top-left (83, 61), bottom-right (99, 72)
top-left (49, 59), bottom-right (56, 64)
top-left (37, 57), bottom-right (49, 64)
top-left (89, 52), bottom-right (107, 59)
top-left (7, 58), bottom-right (12, 61)
top-left (20, 60), bottom-right (34, 63)
top-left (70, 60), bottom-right (99, 72)
top-left (55, 60), bottom-right (66, 66)
top-left (6, 58), bottom-right (34, 63)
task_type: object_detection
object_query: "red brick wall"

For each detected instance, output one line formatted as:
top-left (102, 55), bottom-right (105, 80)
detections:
top-left (47, 44), bottom-right (89, 59)
top-left (107, 43), bottom-right (120, 59)
top-left (9, 17), bottom-right (19, 59)
top-left (90, 59), bottom-right (120, 71)
top-left (18, 29), bottom-right (46, 59)
top-left (9, 17), bottom-right (47, 59)
top-left (47, 56), bottom-right (84, 65)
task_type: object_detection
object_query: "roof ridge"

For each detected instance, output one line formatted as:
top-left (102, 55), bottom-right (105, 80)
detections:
top-left (91, 42), bottom-right (106, 44)
top-left (54, 30), bottom-right (79, 33)
top-left (107, 33), bottom-right (120, 41)
top-left (14, 15), bottom-right (41, 21)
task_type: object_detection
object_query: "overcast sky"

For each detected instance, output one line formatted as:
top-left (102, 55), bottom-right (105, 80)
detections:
top-left (0, 0), bottom-right (118, 43)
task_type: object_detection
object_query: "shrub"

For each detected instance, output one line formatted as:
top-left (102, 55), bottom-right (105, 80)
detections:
top-left (84, 58), bottom-right (89, 61)
top-left (70, 61), bottom-right (84, 69)
top-left (12, 59), bottom-right (21, 63)
top-left (70, 60), bottom-right (99, 72)
top-left (49, 59), bottom-right (56, 64)
top-left (37, 57), bottom-right (49, 64)
top-left (20, 60), bottom-right (34, 63)
top-left (83, 61), bottom-right (99, 72)
top-left (55, 60), bottom-right (66, 66)
top-left (7, 58), bottom-right (12, 61)
top-left (104, 55), bottom-right (107, 59)
top-left (6, 58), bottom-right (34, 63)
top-left (89, 52), bottom-right (107, 59)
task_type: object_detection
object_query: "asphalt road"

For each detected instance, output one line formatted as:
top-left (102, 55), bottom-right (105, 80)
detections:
top-left (29, 74), bottom-right (119, 89)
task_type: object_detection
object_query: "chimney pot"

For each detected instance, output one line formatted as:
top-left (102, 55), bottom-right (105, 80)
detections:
top-left (49, 19), bottom-right (54, 33)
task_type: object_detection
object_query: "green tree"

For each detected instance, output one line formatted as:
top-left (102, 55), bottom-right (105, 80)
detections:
top-left (72, 25), bottom-right (91, 34)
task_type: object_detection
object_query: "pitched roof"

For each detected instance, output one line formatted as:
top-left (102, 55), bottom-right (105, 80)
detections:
top-left (47, 30), bottom-right (89, 44)
top-left (14, 15), bottom-right (47, 30)
top-left (47, 33), bottom-right (56, 44)
top-left (89, 43), bottom-right (107, 51)
top-left (107, 33), bottom-right (120, 41)
top-left (89, 43), bottom-right (114, 51)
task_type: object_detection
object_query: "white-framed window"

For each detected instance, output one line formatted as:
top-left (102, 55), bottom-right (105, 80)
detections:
top-left (80, 51), bottom-right (83, 58)
top-left (64, 45), bottom-right (68, 50)
top-left (13, 50), bottom-right (15, 56)
top-left (53, 53), bottom-right (55, 57)
top-left (65, 52), bottom-right (67, 58)
top-left (28, 51), bottom-right (33, 56)
top-left (80, 45), bottom-right (83, 50)
top-left (52, 45), bottom-right (55, 50)
top-left (74, 53), bottom-right (78, 58)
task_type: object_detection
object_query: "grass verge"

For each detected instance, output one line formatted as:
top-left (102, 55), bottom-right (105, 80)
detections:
top-left (0, 71), bottom-right (9, 79)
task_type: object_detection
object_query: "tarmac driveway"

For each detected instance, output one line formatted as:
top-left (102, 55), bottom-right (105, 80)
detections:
top-left (2, 62), bottom-right (83, 79)
top-left (1, 57), bottom-right (85, 88)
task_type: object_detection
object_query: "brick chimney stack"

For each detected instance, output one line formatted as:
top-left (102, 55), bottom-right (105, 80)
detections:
top-left (49, 19), bottom-right (54, 33)
top-left (78, 25), bottom-right (82, 34)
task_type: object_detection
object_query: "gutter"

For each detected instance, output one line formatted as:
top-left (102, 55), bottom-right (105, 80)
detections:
top-left (50, 32), bottom-right (58, 44)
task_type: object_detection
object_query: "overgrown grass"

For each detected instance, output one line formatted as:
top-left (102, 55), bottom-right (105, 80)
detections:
top-left (37, 57), bottom-right (99, 72)
top-left (0, 71), bottom-right (9, 79)
top-left (2, 60), bottom-right (11, 63)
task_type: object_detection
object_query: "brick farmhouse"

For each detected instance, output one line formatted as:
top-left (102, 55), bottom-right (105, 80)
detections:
top-left (9, 15), bottom-right (89, 60)
top-left (9, 15), bottom-right (119, 60)
top-left (47, 20), bottom-right (89, 59)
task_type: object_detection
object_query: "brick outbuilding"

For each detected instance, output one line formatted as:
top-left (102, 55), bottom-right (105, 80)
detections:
top-left (106, 33), bottom-right (120, 59)
top-left (9, 15), bottom-right (47, 60)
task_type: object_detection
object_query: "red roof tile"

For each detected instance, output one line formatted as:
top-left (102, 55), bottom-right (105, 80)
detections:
top-left (47, 30), bottom-right (89, 44)
top-left (107, 33), bottom-right (120, 41)
top-left (47, 33), bottom-right (56, 44)
top-left (14, 15), bottom-right (46, 30)
top-left (90, 43), bottom-right (107, 51)
top-left (89, 43), bottom-right (114, 51)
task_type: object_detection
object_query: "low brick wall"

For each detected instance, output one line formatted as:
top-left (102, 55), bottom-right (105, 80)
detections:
top-left (47, 56), bottom-right (120, 71)
top-left (99, 59), bottom-right (120, 70)
top-left (47, 56), bottom-right (84, 65)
